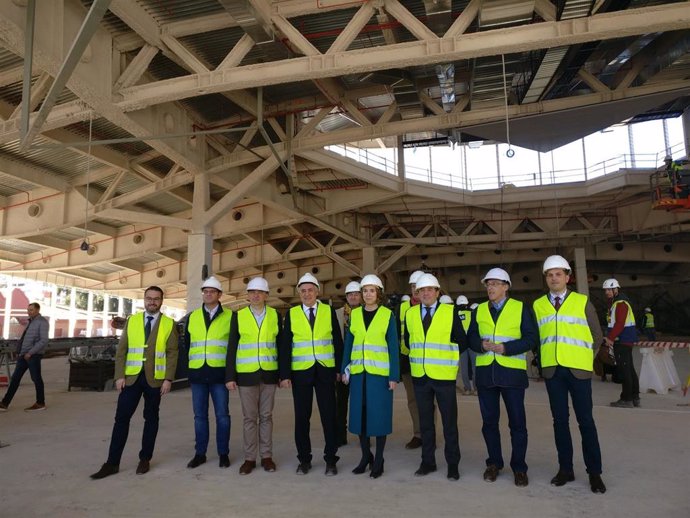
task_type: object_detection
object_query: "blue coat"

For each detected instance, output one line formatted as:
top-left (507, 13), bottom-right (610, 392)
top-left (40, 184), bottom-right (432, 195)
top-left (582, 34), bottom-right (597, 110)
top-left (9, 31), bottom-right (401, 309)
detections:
top-left (342, 309), bottom-right (399, 437)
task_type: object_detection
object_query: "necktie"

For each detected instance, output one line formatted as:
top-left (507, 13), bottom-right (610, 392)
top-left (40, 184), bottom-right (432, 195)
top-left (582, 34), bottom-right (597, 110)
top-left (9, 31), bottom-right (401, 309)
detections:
top-left (422, 306), bottom-right (432, 332)
top-left (308, 307), bottom-right (316, 329)
top-left (554, 296), bottom-right (561, 311)
top-left (144, 315), bottom-right (153, 342)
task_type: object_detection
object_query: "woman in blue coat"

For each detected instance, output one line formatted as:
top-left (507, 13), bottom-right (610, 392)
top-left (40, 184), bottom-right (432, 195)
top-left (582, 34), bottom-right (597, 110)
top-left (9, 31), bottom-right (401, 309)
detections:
top-left (342, 274), bottom-right (399, 478)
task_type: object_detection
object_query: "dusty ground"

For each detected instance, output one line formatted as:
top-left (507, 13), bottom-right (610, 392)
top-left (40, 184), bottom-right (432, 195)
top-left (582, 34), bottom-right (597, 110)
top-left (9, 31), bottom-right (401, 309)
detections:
top-left (1, 348), bottom-right (688, 518)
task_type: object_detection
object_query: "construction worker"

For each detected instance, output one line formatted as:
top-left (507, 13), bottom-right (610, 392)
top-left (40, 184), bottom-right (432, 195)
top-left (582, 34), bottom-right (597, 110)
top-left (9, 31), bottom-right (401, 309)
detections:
top-left (405, 273), bottom-right (466, 481)
top-left (641, 307), bottom-right (656, 341)
top-left (456, 295), bottom-right (476, 395)
top-left (335, 280), bottom-right (362, 446)
top-left (397, 270), bottom-right (425, 449)
top-left (467, 268), bottom-right (538, 487)
top-left (185, 276), bottom-right (232, 469)
top-left (226, 277), bottom-right (281, 475)
top-left (90, 286), bottom-right (178, 479)
top-left (533, 255), bottom-right (606, 494)
top-left (279, 272), bottom-right (343, 476)
top-left (603, 278), bottom-right (640, 408)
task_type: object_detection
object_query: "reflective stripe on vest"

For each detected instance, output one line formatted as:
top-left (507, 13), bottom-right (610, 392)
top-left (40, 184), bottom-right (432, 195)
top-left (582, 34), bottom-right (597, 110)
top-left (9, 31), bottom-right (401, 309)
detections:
top-left (289, 304), bottom-right (335, 370)
top-left (457, 309), bottom-right (472, 333)
top-left (125, 313), bottom-right (174, 379)
top-left (398, 300), bottom-right (411, 355)
top-left (406, 304), bottom-right (459, 380)
top-left (475, 299), bottom-right (526, 370)
top-left (236, 306), bottom-right (279, 373)
top-left (608, 299), bottom-right (637, 343)
top-left (533, 292), bottom-right (594, 371)
top-left (644, 313), bottom-right (655, 328)
top-left (348, 306), bottom-right (392, 376)
top-left (187, 307), bottom-right (232, 369)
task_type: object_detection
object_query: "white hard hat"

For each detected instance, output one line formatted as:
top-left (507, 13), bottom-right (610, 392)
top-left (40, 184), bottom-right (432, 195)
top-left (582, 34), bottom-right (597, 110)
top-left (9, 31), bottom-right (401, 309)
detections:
top-left (247, 277), bottom-right (269, 292)
top-left (408, 270), bottom-right (425, 285)
top-left (456, 295), bottom-right (469, 305)
top-left (645, 307), bottom-right (651, 312)
top-left (482, 267), bottom-right (511, 287)
top-left (439, 295), bottom-right (453, 304)
top-left (360, 274), bottom-right (384, 290)
top-left (297, 272), bottom-right (320, 288)
top-left (345, 281), bottom-right (361, 294)
top-left (602, 278), bottom-right (620, 289)
top-left (415, 273), bottom-right (440, 290)
top-left (401, 295), bottom-right (411, 302)
top-left (470, 303), bottom-right (479, 310)
top-left (543, 255), bottom-right (571, 274)
top-left (201, 276), bottom-right (223, 292)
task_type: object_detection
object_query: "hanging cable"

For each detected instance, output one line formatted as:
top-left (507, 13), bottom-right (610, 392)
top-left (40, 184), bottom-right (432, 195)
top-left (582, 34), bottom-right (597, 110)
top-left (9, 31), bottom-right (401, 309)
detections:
top-left (501, 54), bottom-right (515, 158)
top-left (80, 112), bottom-right (94, 252)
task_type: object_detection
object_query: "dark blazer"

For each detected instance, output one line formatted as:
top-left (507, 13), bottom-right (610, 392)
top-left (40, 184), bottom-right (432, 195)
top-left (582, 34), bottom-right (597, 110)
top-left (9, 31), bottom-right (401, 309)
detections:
top-left (278, 303), bottom-right (344, 384)
top-left (115, 313), bottom-right (179, 388)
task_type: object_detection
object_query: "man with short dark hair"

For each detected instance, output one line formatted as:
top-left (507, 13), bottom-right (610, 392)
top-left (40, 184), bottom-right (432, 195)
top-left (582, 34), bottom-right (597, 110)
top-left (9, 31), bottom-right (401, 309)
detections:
top-left (91, 286), bottom-right (178, 479)
top-left (0, 303), bottom-right (49, 412)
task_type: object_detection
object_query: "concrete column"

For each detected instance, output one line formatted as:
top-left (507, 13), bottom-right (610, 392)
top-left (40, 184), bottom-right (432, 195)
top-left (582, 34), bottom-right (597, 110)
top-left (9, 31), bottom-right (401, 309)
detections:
top-left (682, 107), bottom-right (690, 158)
top-left (48, 284), bottom-right (57, 339)
top-left (362, 247), bottom-right (376, 274)
top-left (102, 294), bottom-right (109, 336)
top-left (86, 292), bottom-right (94, 337)
top-left (574, 247), bottom-right (589, 297)
top-left (186, 232), bottom-right (213, 311)
top-left (117, 297), bottom-right (124, 317)
top-left (68, 287), bottom-right (77, 337)
top-left (2, 282), bottom-right (12, 340)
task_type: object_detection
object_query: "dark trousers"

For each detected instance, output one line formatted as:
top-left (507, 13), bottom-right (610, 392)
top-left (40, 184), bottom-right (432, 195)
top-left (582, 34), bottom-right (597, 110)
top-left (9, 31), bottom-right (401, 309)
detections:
top-left (2, 354), bottom-right (44, 406)
top-left (106, 372), bottom-right (161, 465)
top-left (335, 380), bottom-right (349, 442)
top-left (292, 380), bottom-right (338, 464)
top-left (413, 376), bottom-right (460, 467)
top-left (545, 366), bottom-right (602, 475)
top-left (614, 344), bottom-right (639, 401)
top-left (477, 385), bottom-right (527, 473)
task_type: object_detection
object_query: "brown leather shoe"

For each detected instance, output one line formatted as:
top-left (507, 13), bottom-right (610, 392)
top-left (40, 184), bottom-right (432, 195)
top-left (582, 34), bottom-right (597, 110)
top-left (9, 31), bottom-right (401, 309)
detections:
top-left (136, 459), bottom-right (150, 475)
top-left (261, 458), bottom-right (276, 472)
top-left (405, 437), bottom-right (422, 449)
top-left (483, 464), bottom-right (500, 482)
top-left (514, 471), bottom-right (528, 487)
top-left (239, 460), bottom-right (256, 475)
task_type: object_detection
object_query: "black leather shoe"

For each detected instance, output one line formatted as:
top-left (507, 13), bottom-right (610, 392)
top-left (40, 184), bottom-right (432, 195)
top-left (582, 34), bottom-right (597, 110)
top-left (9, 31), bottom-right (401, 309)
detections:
top-left (405, 437), bottom-right (423, 449)
top-left (414, 463), bottom-right (437, 476)
top-left (551, 470), bottom-right (575, 486)
top-left (610, 399), bottom-right (634, 408)
top-left (136, 459), bottom-right (150, 475)
top-left (514, 472), bottom-right (528, 487)
top-left (483, 464), bottom-right (500, 482)
top-left (187, 455), bottom-right (206, 469)
top-left (633, 398), bottom-right (641, 408)
top-left (352, 453), bottom-right (373, 474)
top-left (219, 455), bottom-right (230, 468)
top-left (447, 464), bottom-right (459, 481)
top-left (90, 463), bottom-right (119, 480)
top-left (370, 459), bottom-right (384, 479)
top-left (589, 474), bottom-right (607, 494)
top-left (296, 462), bottom-right (312, 475)
top-left (325, 463), bottom-right (338, 476)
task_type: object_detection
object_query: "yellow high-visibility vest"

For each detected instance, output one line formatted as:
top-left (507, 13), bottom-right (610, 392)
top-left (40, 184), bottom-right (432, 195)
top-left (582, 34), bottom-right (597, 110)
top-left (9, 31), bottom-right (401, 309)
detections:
top-left (533, 292), bottom-right (593, 371)
top-left (236, 306), bottom-right (279, 373)
top-left (474, 299), bottom-right (526, 370)
top-left (457, 309), bottom-right (472, 333)
top-left (406, 304), bottom-right (459, 380)
top-left (125, 313), bottom-right (174, 379)
top-left (187, 307), bottom-right (232, 369)
top-left (289, 304), bottom-right (335, 370)
top-left (399, 300), bottom-right (411, 355)
top-left (348, 306), bottom-right (392, 376)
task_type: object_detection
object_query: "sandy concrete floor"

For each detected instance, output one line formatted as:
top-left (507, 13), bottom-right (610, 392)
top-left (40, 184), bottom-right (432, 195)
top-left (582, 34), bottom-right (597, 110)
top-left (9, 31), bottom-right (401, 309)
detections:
top-left (1, 349), bottom-right (688, 518)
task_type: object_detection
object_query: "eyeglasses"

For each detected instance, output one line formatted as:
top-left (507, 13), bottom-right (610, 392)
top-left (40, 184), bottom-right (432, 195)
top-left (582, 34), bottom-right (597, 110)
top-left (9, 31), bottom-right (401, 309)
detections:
top-left (484, 281), bottom-right (506, 288)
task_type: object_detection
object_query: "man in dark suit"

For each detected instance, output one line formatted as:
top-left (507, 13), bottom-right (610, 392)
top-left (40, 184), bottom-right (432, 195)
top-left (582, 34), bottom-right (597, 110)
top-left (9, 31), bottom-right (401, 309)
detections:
top-left (91, 286), bottom-right (178, 479)
top-left (279, 273), bottom-right (343, 476)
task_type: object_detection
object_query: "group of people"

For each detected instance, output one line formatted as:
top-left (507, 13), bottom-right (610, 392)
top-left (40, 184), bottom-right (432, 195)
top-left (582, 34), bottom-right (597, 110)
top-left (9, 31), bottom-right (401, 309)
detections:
top-left (83, 252), bottom-right (638, 495)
